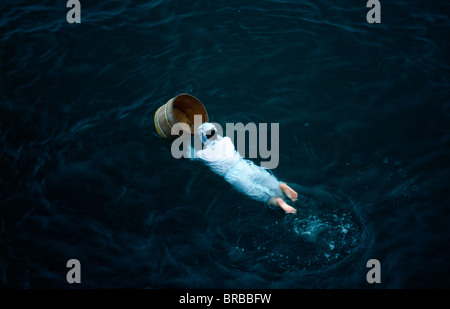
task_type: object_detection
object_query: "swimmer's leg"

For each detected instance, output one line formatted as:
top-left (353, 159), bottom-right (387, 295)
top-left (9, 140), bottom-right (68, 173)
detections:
top-left (280, 183), bottom-right (298, 202)
top-left (269, 197), bottom-right (297, 214)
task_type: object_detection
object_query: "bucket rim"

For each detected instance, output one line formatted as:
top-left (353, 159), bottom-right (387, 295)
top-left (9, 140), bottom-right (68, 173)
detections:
top-left (171, 93), bottom-right (209, 130)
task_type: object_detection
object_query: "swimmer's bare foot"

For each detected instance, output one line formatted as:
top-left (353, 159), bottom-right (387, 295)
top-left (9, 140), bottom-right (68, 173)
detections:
top-left (280, 183), bottom-right (298, 202)
top-left (270, 197), bottom-right (297, 214)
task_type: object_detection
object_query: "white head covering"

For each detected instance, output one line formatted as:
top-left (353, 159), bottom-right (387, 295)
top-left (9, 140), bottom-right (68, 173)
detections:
top-left (198, 122), bottom-right (217, 144)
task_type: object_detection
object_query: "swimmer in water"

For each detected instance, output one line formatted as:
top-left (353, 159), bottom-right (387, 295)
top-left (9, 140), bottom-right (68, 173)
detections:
top-left (188, 122), bottom-right (298, 214)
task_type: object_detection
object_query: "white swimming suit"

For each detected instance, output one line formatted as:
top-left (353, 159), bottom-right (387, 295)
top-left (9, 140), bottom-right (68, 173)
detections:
top-left (195, 136), bottom-right (241, 176)
top-left (192, 135), bottom-right (283, 204)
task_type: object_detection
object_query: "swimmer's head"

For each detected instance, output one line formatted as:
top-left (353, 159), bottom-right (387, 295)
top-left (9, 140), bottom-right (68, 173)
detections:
top-left (198, 122), bottom-right (217, 143)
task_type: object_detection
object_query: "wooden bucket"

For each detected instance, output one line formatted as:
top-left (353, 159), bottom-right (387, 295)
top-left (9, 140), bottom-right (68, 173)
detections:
top-left (154, 94), bottom-right (208, 140)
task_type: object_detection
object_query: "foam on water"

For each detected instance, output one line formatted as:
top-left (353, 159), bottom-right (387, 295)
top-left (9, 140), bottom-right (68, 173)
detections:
top-left (224, 184), bottom-right (364, 274)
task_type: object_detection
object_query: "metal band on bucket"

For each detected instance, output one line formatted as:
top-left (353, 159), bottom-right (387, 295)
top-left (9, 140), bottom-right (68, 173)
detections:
top-left (164, 102), bottom-right (174, 132)
top-left (154, 106), bottom-right (170, 139)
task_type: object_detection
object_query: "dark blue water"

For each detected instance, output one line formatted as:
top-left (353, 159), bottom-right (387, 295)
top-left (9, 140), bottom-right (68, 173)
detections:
top-left (1, 0), bottom-right (449, 288)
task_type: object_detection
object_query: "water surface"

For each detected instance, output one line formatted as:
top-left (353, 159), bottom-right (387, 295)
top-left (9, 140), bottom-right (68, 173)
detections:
top-left (1, 0), bottom-right (449, 288)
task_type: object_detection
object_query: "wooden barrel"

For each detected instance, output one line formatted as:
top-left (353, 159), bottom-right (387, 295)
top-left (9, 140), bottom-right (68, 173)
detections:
top-left (154, 94), bottom-right (209, 140)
